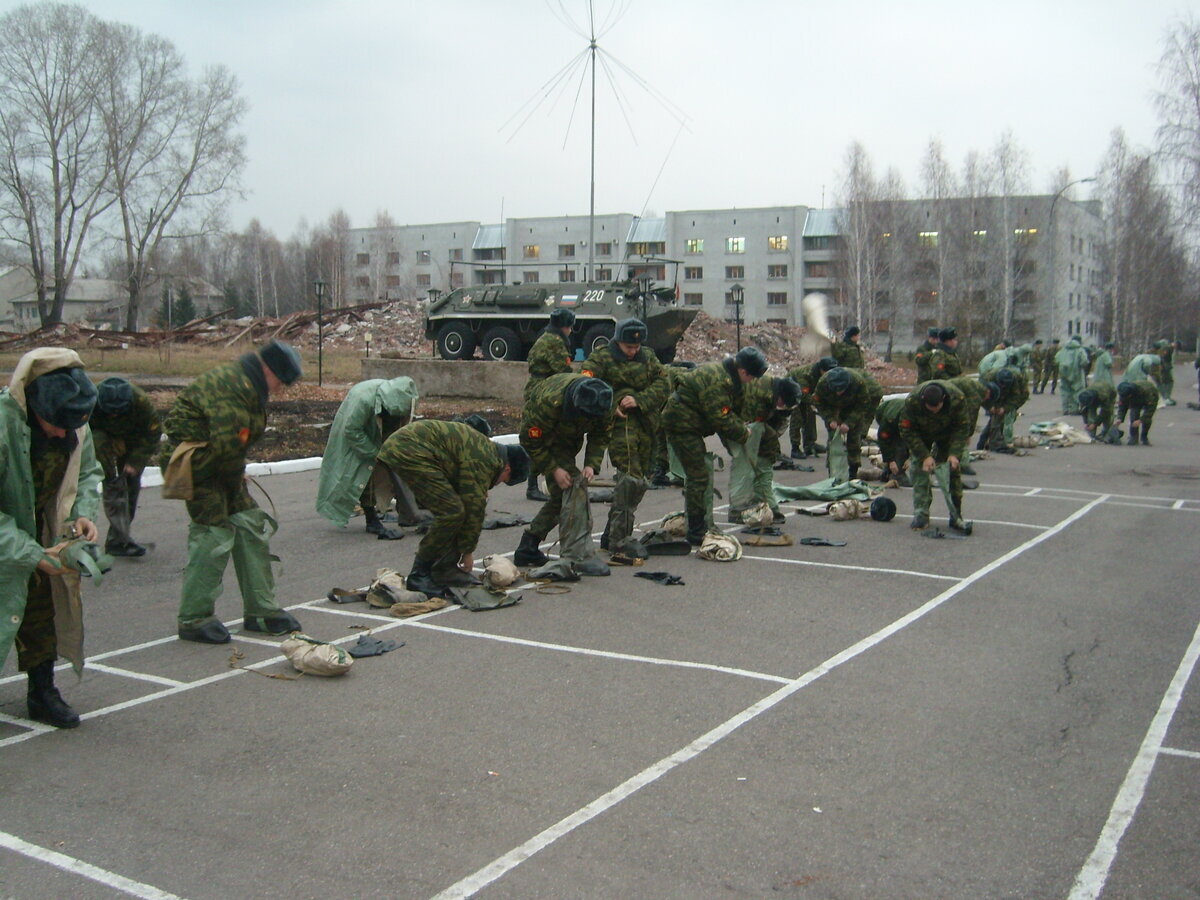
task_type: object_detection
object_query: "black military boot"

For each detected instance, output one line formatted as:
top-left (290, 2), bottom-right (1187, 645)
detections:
top-left (848, 463), bottom-right (859, 480)
top-left (599, 520), bottom-right (612, 551)
top-left (27, 659), bottom-right (80, 729)
top-left (909, 511), bottom-right (930, 530)
top-left (650, 463), bottom-right (671, 487)
top-left (364, 508), bottom-right (404, 540)
top-left (1140, 424), bottom-right (1152, 446)
top-left (685, 513), bottom-right (707, 546)
top-left (790, 446), bottom-right (808, 460)
top-left (431, 561), bottom-right (482, 587)
top-left (811, 442), bottom-right (826, 455)
top-left (1127, 425), bottom-right (1139, 446)
top-left (526, 470), bottom-right (550, 503)
top-left (406, 559), bottom-right (450, 598)
top-left (514, 530), bottom-right (550, 567)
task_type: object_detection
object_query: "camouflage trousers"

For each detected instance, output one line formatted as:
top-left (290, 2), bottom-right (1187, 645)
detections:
top-left (605, 415), bottom-right (654, 547)
top-left (15, 571), bottom-right (55, 670)
top-left (389, 457), bottom-right (472, 567)
top-left (911, 450), bottom-right (963, 519)
top-left (666, 429), bottom-right (722, 521)
top-left (528, 463), bottom-right (581, 540)
top-left (1038, 364), bottom-right (1058, 393)
top-left (787, 403), bottom-right (817, 453)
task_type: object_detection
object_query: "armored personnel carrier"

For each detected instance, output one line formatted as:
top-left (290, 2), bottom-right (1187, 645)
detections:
top-left (423, 278), bottom-right (697, 364)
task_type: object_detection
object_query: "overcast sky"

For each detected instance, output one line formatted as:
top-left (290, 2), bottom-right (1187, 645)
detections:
top-left (11, 0), bottom-right (1188, 237)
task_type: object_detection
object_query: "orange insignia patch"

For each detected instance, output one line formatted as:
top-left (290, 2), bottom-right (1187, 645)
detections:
top-left (238, 427), bottom-right (250, 444)
top-left (720, 406), bottom-right (731, 415)
top-left (528, 426), bottom-right (543, 439)
top-left (581, 368), bottom-right (594, 377)
top-left (900, 419), bottom-right (912, 428)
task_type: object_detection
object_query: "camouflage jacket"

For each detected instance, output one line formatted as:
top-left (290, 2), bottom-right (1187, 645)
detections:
top-left (831, 340), bottom-right (865, 369)
top-left (875, 396), bottom-right (906, 446)
top-left (581, 342), bottom-right (669, 431)
top-left (813, 368), bottom-right (883, 434)
top-left (377, 419), bottom-right (504, 556)
top-left (914, 340), bottom-right (936, 382)
top-left (1030, 346), bottom-right (1047, 369)
top-left (1117, 380), bottom-right (1160, 418)
top-left (159, 355), bottom-right (267, 478)
top-left (742, 377), bottom-right (792, 458)
top-left (662, 358), bottom-right (750, 445)
top-left (90, 385), bottom-right (161, 471)
top-left (948, 376), bottom-right (989, 417)
top-left (993, 366), bottom-right (1030, 411)
top-left (520, 372), bottom-right (611, 474)
top-left (928, 344), bottom-right (962, 379)
top-left (525, 328), bottom-right (574, 401)
top-left (899, 380), bottom-right (972, 461)
top-left (784, 361), bottom-right (824, 409)
top-left (1080, 382), bottom-right (1117, 428)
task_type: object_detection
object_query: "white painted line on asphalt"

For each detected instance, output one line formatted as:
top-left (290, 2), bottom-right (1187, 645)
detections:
top-left (1159, 746), bottom-right (1200, 760)
top-left (1106, 501), bottom-right (1200, 512)
top-left (1173, 499), bottom-right (1186, 510)
top-left (230, 634), bottom-right (284, 648)
top-left (740, 555), bottom-right (960, 581)
top-left (0, 711), bottom-right (49, 733)
top-left (0, 829), bottom-right (183, 900)
top-left (431, 494), bottom-right (1111, 900)
top-left (989, 483), bottom-right (1198, 504)
top-left (403, 621), bottom-right (792, 684)
top-left (85, 663), bottom-right (185, 689)
top-left (896, 512), bottom-right (1049, 530)
top-left (1069, 610), bottom-right (1200, 900)
top-left (1025, 488), bottom-right (1042, 496)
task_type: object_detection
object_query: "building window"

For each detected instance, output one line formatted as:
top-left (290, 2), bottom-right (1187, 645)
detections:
top-left (523, 271), bottom-right (539, 284)
top-left (387, 251), bottom-right (400, 265)
top-left (595, 242), bottom-right (612, 256)
top-left (726, 236), bottom-right (745, 254)
top-left (559, 270), bottom-right (576, 282)
top-left (355, 275), bottom-right (370, 288)
top-left (450, 273), bottom-right (464, 287)
top-left (685, 266), bottom-right (703, 280)
top-left (873, 318), bottom-right (891, 333)
top-left (416, 250), bottom-right (431, 264)
top-left (768, 235), bottom-right (788, 251)
top-left (767, 292), bottom-right (788, 306)
top-left (686, 238), bottom-right (704, 254)
top-left (628, 241), bottom-right (665, 256)
top-left (917, 231), bottom-right (939, 248)
top-left (1014, 227), bottom-right (1039, 244)
top-left (805, 261), bottom-right (832, 278)
top-left (416, 274), bottom-right (431, 287)
top-left (914, 289), bottom-right (938, 305)
top-left (523, 244), bottom-right (540, 259)
top-left (683, 292), bottom-right (703, 306)
top-left (595, 268), bottom-right (612, 280)
top-left (768, 264), bottom-right (788, 279)
top-left (973, 230), bottom-right (987, 240)
top-left (804, 235), bottom-right (834, 250)
top-left (356, 253), bottom-right (370, 265)
top-left (725, 265), bottom-right (744, 279)
top-left (559, 244), bottom-right (575, 258)
top-left (449, 248), bottom-right (463, 261)
top-left (1014, 290), bottom-right (1037, 306)
top-left (385, 275), bottom-right (400, 288)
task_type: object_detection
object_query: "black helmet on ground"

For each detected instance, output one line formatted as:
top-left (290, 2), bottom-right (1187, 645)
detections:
top-left (870, 496), bottom-right (897, 522)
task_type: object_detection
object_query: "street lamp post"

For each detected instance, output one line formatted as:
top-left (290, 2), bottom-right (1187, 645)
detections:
top-left (313, 279), bottom-right (326, 387)
top-left (1047, 177), bottom-right (1096, 340)
top-left (730, 283), bottom-right (745, 350)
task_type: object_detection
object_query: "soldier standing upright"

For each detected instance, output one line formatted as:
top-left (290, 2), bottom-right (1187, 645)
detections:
top-left (91, 377), bottom-right (161, 557)
top-left (1092, 342), bottom-right (1115, 387)
top-left (0, 349), bottom-right (102, 728)
top-left (812, 366), bottom-right (883, 480)
top-left (580, 318), bottom-right (669, 555)
top-left (377, 420), bottom-right (529, 597)
top-left (523, 307), bottom-right (577, 500)
top-left (914, 326), bottom-right (940, 384)
top-left (159, 340), bottom-right (304, 644)
top-left (1055, 336), bottom-right (1089, 415)
top-left (1155, 339), bottom-right (1177, 406)
top-left (1039, 339), bottom-right (1061, 394)
top-left (899, 380), bottom-right (973, 534)
top-left (1029, 339), bottom-right (1046, 393)
top-left (929, 327), bottom-right (963, 379)
top-left (663, 347), bottom-right (767, 545)
top-left (512, 373), bottom-right (613, 573)
top-left (832, 326), bottom-right (865, 369)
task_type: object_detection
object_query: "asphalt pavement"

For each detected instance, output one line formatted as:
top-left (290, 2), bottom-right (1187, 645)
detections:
top-left (2, 372), bottom-right (1199, 899)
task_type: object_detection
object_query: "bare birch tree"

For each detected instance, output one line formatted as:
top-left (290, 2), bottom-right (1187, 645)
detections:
top-left (988, 129), bottom-right (1031, 339)
top-left (1155, 15), bottom-right (1200, 240)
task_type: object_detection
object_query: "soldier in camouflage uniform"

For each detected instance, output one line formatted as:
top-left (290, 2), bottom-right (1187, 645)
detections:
top-left (513, 373), bottom-right (613, 570)
top-left (523, 308), bottom-right (577, 500)
top-left (663, 347), bottom-right (767, 545)
top-left (651, 361), bottom-right (696, 485)
top-left (948, 375), bottom-right (997, 464)
top-left (1029, 340), bottom-right (1046, 392)
top-left (0, 350), bottom-right (101, 728)
top-left (1116, 380), bottom-right (1160, 446)
top-left (812, 366), bottom-right (883, 480)
top-left (977, 341), bottom-right (1011, 381)
top-left (1155, 339), bottom-right (1177, 405)
top-left (1077, 383), bottom-right (1119, 442)
top-left (914, 326), bottom-right (940, 384)
top-left (1054, 336), bottom-right (1089, 415)
top-left (159, 341), bottom-right (303, 644)
top-left (899, 380), bottom-right (973, 533)
top-left (378, 419), bottom-right (529, 596)
top-left (91, 377), bottom-right (161, 557)
top-left (928, 327), bottom-right (963, 380)
top-left (580, 318), bottom-right (669, 553)
top-left (1122, 349), bottom-right (1163, 388)
top-left (1038, 339), bottom-right (1061, 394)
top-left (786, 356), bottom-right (836, 458)
top-left (875, 396), bottom-right (911, 486)
top-left (831, 326), bottom-right (865, 369)
top-left (992, 366), bottom-right (1031, 448)
top-left (731, 376), bottom-right (801, 522)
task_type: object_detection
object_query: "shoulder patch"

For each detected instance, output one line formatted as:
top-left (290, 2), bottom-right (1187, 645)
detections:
top-left (581, 369), bottom-right (594, 377)
top-left (238, 427), bottom-right (250, 445)
top-left (527, 426), bottom-right (543, 439)
top-left (900, 419), bottom-right (912, 429)
top-left (720, 406), bottom-right (731, 416)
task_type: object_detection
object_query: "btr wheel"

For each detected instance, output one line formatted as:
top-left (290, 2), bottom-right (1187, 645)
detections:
top-left (581, 323), bottom-right (613, 357)
top-left (436, 322), bottom-right (475, 360)
top-left (482, 326), bottom-right (522, 361)
top-left (655, 345), bottom-right (677, 364)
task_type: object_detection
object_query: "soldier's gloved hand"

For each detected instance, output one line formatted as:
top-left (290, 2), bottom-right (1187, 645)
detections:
top-left (922, 456), bottom-right (936, 473)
